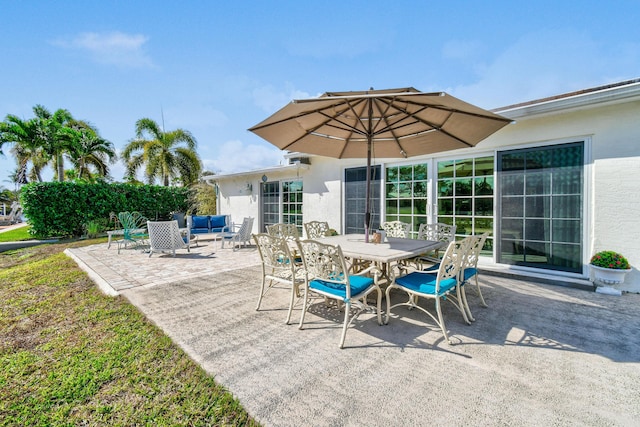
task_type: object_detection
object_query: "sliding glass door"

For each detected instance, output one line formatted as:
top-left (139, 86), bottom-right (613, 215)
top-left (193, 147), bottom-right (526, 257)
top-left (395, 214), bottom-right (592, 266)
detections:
top-left (497, 142), bottom-right (584, 272)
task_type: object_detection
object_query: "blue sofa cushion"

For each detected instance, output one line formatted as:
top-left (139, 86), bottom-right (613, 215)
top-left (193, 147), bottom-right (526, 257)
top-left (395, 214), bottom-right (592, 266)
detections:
top-left (191, 215), bottom-right (210, 231)
top-left (209, 215), bottom-right (227, 232)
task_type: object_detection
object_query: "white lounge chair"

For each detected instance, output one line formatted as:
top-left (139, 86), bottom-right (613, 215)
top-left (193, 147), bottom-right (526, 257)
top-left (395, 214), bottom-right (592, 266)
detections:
top-left (220, 217), bottom-right (254, 251)
top-left (147, 220), bottom-right (190, 257)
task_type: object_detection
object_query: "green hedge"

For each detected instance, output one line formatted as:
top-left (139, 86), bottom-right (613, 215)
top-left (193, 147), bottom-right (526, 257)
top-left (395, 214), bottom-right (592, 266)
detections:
top-left (20, 182), bottom-right (192, 238)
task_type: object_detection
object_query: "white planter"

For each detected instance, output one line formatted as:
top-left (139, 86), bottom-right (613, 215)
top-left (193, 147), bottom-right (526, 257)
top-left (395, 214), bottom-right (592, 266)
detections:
top-left (590, 265), bottom-right (631, 286)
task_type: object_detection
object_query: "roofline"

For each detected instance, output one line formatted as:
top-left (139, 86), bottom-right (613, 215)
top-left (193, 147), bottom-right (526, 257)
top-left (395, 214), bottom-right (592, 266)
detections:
top-left (493, 78), bottom-right (640, 119)
top-left (203, 163), bottom-right (309, 182)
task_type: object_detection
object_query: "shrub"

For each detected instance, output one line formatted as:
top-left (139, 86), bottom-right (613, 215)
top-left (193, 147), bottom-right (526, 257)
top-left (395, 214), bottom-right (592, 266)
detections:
top-left (590, 251), bottom-right (630, 270)
top-left (20, 182), bottom-right (192, 238)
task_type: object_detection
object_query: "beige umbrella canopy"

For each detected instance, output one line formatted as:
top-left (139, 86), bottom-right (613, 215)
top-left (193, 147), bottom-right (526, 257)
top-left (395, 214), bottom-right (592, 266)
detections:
top-left (249, 87), bottom-right (511, 238)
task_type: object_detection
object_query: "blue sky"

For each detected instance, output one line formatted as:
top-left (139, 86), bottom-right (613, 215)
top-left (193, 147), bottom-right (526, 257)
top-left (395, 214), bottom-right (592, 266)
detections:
top-left (1, 0), bottom-right (639, 187)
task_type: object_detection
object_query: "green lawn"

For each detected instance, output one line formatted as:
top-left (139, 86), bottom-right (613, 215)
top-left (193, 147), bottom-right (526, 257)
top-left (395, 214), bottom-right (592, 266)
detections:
top-left (0, 225), bottom-right (32, 242)
top-left (0, 239), bottom-right (259, 426)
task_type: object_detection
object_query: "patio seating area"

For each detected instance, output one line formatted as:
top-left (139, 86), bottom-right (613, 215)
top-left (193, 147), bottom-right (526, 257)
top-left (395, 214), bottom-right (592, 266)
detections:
top-left (65, 238), bottom-right (640, 426)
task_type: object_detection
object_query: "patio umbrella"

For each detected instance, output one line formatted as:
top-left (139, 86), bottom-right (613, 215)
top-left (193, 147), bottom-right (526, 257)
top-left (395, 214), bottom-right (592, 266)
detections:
top-left (249, 87), bottom-right (511, 240)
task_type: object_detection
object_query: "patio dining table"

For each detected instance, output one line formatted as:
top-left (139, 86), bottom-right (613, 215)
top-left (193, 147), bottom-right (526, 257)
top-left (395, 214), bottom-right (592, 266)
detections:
top-left (315, 234), bottom-right (446, 281)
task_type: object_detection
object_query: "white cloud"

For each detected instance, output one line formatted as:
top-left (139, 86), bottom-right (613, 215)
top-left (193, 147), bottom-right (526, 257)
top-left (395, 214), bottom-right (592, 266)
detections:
top-left (52, 31), bottom-right (154, 68)
top-left (203, 139), bottom-right (286, 174)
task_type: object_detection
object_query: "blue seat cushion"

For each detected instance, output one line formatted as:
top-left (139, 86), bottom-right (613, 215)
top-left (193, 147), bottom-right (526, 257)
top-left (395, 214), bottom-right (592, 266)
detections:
top-left (209, 215), bottom-right (227, 232)
top-left (423, 262), bottom-right (440, 272)
top-left (309, 275), bottom-right (374, 300)
top-left (191, 215), bottom-right (209, 230)
top-left (462, 267), bottom-right (477, 281)
top-left (395, 272), bottom-right (457, 296)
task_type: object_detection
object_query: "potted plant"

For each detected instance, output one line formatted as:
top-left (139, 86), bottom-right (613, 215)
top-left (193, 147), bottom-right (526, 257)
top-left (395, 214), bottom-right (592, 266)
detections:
top-left (589, 250), bottom-right (631, 286)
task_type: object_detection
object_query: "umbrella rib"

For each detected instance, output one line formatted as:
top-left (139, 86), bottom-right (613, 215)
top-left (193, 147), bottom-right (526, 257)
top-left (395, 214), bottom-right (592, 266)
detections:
top-left (372, 97), bottom-right (408, 157)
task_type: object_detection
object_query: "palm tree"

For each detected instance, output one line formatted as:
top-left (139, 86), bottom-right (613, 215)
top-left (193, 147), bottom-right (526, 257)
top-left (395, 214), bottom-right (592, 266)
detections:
top-left (31, 105), bottom-right (74, 182)
top-left (122, 117), bottom-right (202, 186)
top-left (0, 105), bottom-right (76, 182)
top-left (63, 120), bottom-right (117, 181)
top-left (0, 113), bottom-right (47, 182)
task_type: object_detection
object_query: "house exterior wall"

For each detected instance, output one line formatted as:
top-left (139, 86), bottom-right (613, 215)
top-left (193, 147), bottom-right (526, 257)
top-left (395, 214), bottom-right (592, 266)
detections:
top-left (216, 95), bottom-right (640, 292)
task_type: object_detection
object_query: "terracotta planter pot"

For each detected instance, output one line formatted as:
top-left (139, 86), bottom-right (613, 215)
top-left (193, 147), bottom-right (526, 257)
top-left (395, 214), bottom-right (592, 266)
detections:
top-left (590, 265), bottom-right (631, 286)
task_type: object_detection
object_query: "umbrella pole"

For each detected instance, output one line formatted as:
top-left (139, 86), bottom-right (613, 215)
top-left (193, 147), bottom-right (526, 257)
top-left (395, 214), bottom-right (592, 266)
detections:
top-left (364, 138), bottom-right (372, 243)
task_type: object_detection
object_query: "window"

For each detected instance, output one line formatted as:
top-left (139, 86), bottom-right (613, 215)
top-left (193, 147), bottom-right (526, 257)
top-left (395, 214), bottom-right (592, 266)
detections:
top-left (437, 156), bottom-right (494, 253)
top-left (345, 166), bottom-right (381, 234)
top-left (261, 181), bottom-right (280, 232)
top-left (497, 142), bottom-right (583, 273)
top-left (260, 179), bottom-right (303, 234)
top-left (385, 163), bottom-right (429, 238)
top-left (282, 180), bottom-right (303, 234)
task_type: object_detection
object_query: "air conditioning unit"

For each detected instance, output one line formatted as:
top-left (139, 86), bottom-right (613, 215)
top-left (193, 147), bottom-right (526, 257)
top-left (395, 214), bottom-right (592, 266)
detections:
top-left (289, 157), bottom-right (311, 165)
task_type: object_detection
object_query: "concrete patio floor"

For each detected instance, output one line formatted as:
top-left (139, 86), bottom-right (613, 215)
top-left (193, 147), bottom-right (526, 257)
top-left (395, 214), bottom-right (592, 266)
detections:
top-left (66, 239), bottom-right (640, 426)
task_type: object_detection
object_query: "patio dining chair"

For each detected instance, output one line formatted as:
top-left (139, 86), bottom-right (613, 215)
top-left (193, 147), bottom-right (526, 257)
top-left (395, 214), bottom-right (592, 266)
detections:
top-left (380, 221), bottom-right (410, 238)
top-left (413, 222), bottom-right (457, 268)
top-left (220, 217), bottom-right (254, 250)
top-left (267, 223), bottom-right (300, 241)
top-left (253, 233), bottom-right (307, 324)
top-left (304, 221), bottom-right (330, 239)
top-left (146, 220), bottom-right (191, 257)
top-left (385, 239), bottom-right (470, 344)
top-left (459, 232), bottom-right (490, 319)
top-left (296, 239), bottom-right (383, 349)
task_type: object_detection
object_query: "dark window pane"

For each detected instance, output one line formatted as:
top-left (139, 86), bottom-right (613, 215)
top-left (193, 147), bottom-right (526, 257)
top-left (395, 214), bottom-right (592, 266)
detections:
top-left (525, 218), bottom-right (549, 241)
top-left (475, 177), bottom-right (493, 196)
top-left (439, 199), bottom-right (453, 215)
top-left (438, 160), bottom-right (454, 179)
top-left (455, 198), bottom-right (472, 216)
top-left (439, 179), bottom-right (453, 197)
top-left (455, 178), bottom-right (473, 196)
top-left (386, 166), bottom-right (398, 182)
top-left (456, 159), bottom-right (474, 177)
top-left (525, 172), bottom-right (551, 195)
top-left (398, 183), bottom-right (412, 198)
top-left (455, 217), bottom-right (472, 236)
top-left (398, 199), bottom-right (412, 215)
top-left (553, 219), bottom-right (581, 243)
top-left (552, 195), bottom-right (581, 219)
top-left (474, 218), bottom-right (493, 235)
top-left (386, 183), bottom-right (399, 198)
top-left (414, 164), bottom-right (428, 180)
top-left (501, 173), bottom-right (525, 195)
top-left (474, 156), bottom-right (494, 176)
top-left (525, 196), bottom-right (550, 218)
top-left (413, 181), bottom-right (427, 197)
top-left (526, 150), bottom-right (552, 170)
top-left (502, 218), bottom-right (523, 239)
top-left (399, 165), bottom-right (412, 181)
top-left (502, 196), bottom-right (524, 217)
top-left (553, 169), bottom-right (582, 194)
top-left (475, 198), bottom-right (493, 216)
top-left (386, 200), bottom-right (398, 214)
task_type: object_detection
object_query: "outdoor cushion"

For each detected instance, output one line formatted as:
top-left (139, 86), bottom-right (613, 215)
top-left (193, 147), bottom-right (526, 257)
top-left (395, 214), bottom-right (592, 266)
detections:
top-left (462, 267), bottom-right (477, 281)
top-left (309, 275), bottom-right (374, 300)
top-left (395, 272), bottom-right (457, 296)
top-left (191, 215), bottom-right (209, 230)
top-left (209, 215), bottom-right (227, 231)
